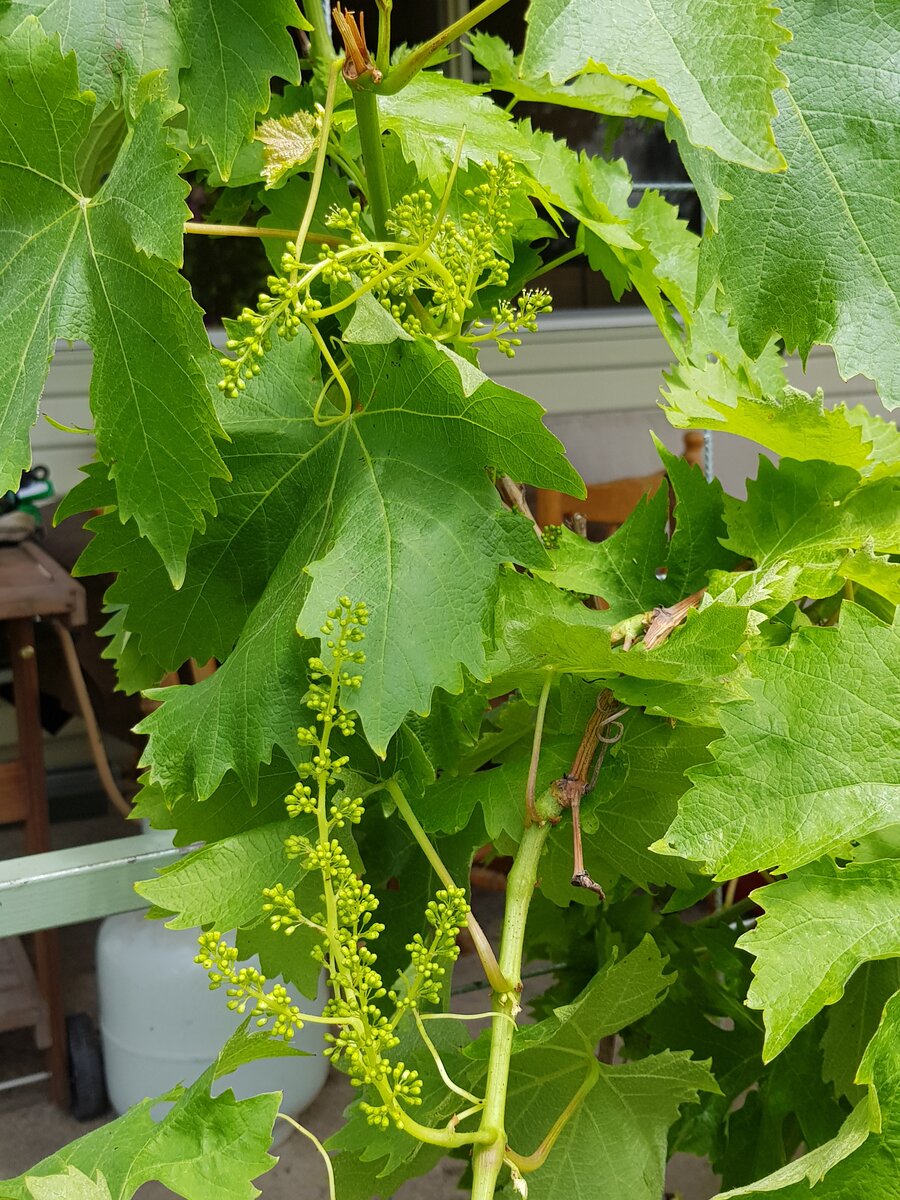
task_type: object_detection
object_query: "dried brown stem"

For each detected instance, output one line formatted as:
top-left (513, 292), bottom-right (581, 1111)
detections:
top-left (332, 5), bottom-right (382, 83)
top-left (550, 690), bottom-right (628, 900)
top-left (497, 476), bottom-right (542, 540)
top-left (642, 587), bottom-right (706, 649)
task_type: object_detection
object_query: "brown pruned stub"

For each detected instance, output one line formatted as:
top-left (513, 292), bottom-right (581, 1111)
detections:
top-left (551, 688), bottom-right (627, 904)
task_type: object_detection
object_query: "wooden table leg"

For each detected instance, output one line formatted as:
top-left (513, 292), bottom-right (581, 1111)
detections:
top-left (8, 618), bottom-right (69, 1107)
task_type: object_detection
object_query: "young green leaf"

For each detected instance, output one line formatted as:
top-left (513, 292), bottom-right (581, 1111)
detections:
top-left (0, 1027), bottom-right (281, 1200)
top-left (722, 457), bottom-right (900, 600)
top-left (135, 815), bottom-right (325, 998)
top-left (0, 20), bottom-right (227, 583)
top-left (662, 384), bottom-right (900, 477)
top-left (488, 569), bottom-right (759, 700)
top-left (522, 0), bottom-right (788, 171)
top-left (466, 31), bottom-right (667, 121)
top-left (657, 605), bottom-right (900, 878)
top-left (170, 0), bottom-right (301, 180)
top-left (738, 859), bottom-right (900, 1060)
top-left (374, 71), bottom-right (537, 188)
top-left (535, 438), bottom-right (737, 618)
top-left (713, 990), bottom-right (900, 1198)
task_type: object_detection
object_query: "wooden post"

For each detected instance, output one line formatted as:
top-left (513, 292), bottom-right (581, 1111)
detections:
top-left (8, 618), bottom-right (69, 1106)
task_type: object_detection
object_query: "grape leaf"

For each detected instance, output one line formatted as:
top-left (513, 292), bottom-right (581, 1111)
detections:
top-left (135, 818), bottom-right (313, 930)
top-left (170, 0), bottom-right (301, 180)
top-left (135, 813), bottom-right (326, 998)
top-left (460, 936), bottom-right (714, 1198)
top-left (488, 569), bottom-right (761, 698)
top-left (738, 859), bottom-right (900, 1060)
top-left (73, 326), bottom-right (579, 798)
top-left (468, 935), bottom-right (676, 1061)
top-left (722, 457), bottom-right (900, 599)
top-left (519, 125), bottom-right (638, 252)
top-left (509, 1051), bottom-right (717, 1200)
top-left (662, 383), bottom-right (900, 478)
top-left (657, 604), bottom-right (900, 878)
top-left (375, 70), bottom-right (537, 187)
top-left (0, 20), bottom-right (227, 583)
top-left (714, 990), bottom-right (900, 1199)
top-left (130, 753), bottom-right (298, 847)
top-left (466, 31), bottom-right (667, 121)
top-left (518, 130), bottom-right (785, 408)
top-left (0, 0), bottom-right (184, 106)
top-left (822, 960), bottom-right (900, 1102)
top-left (690, 0), bottom-right (900, 408)
top-left (522, 0), bottom-right (788, 171)
top-left (0, 1026), bottom-right (281, 1200)
top-left (534, 438), bottom-right (737, 619)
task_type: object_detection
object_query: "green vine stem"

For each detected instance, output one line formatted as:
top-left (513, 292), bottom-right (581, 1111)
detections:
top-left (375, 0), bottom-right (392, 75)
top-left (379, 0), bottom-right (514, 95)
top-left (351, 87), bottom-right (391, 237)
top-left (301, 0), bottom-right (335, 66)
top-left (294, 57), bottom-right (343, 268)
top-left (470, 818), bottom-right (554, 1200)
top-left (183, 221), bottom-right (341, 247)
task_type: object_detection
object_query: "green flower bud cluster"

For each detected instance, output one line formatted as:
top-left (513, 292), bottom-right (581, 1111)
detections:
top-left (391, 886), bottom-right (469, 1013)
top-left (428, 155), bottom-right (517, 328)
top-left (262, 883), bottom-right (315, 937)
top-left (471, 287), bottom-right (554, 358)
top-left (359, 1062), bottom-right (424, 1130)
top-left (541, 523), bottom-right (563, 550)
top-left (218, 243), bottom-right (324, 399)
top-left (216, 155), bottom-right (542, 401)
top-left (194, 931), bottom-right (306, 1040)
top-left (196, 598), bottom-right (474, 1135)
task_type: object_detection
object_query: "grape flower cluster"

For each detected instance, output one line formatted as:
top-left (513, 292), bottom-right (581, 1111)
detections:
top-left (195, 597), bottom-right (471, 1133)
top-left (218, 152), bottom-right (551, 402)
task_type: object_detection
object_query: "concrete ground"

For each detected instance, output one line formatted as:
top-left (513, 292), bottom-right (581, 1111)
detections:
top-left (0, 811), bottom-right (718, 1198)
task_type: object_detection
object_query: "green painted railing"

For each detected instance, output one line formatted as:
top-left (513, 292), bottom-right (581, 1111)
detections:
top-left (0, 832), bottom-right (189, 937)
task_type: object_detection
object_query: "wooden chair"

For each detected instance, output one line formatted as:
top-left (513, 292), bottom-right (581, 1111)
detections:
top-left (533, 431), bottom-right (705, 532)
top-left (0, 541), bottom-right (87, 1106)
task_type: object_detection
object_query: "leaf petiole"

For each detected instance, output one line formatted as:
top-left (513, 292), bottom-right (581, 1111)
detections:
top-left (525, 671), bottom-right (554, 826)
top-left (277, 1113), bottom-right (336, 1200)
top-left (293, 57), bottom-right (344, 275)
top-left (505, 1058), bottom-right (600, 1173)
top-left (413, 1010), bottom-right (484, 1107)
top-left (384, 779), bottom-right (515, 995)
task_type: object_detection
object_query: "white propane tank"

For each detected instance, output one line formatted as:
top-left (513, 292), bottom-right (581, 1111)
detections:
top-left (96, 910), bottom-right (330, 1142)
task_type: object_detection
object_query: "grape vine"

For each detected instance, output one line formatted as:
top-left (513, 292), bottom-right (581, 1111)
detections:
top-left (1, 2), bottom-right (899, 1200)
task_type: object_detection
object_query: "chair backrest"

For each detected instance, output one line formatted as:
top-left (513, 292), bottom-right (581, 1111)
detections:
top-left (533, 431), bottom-right (705, 531)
